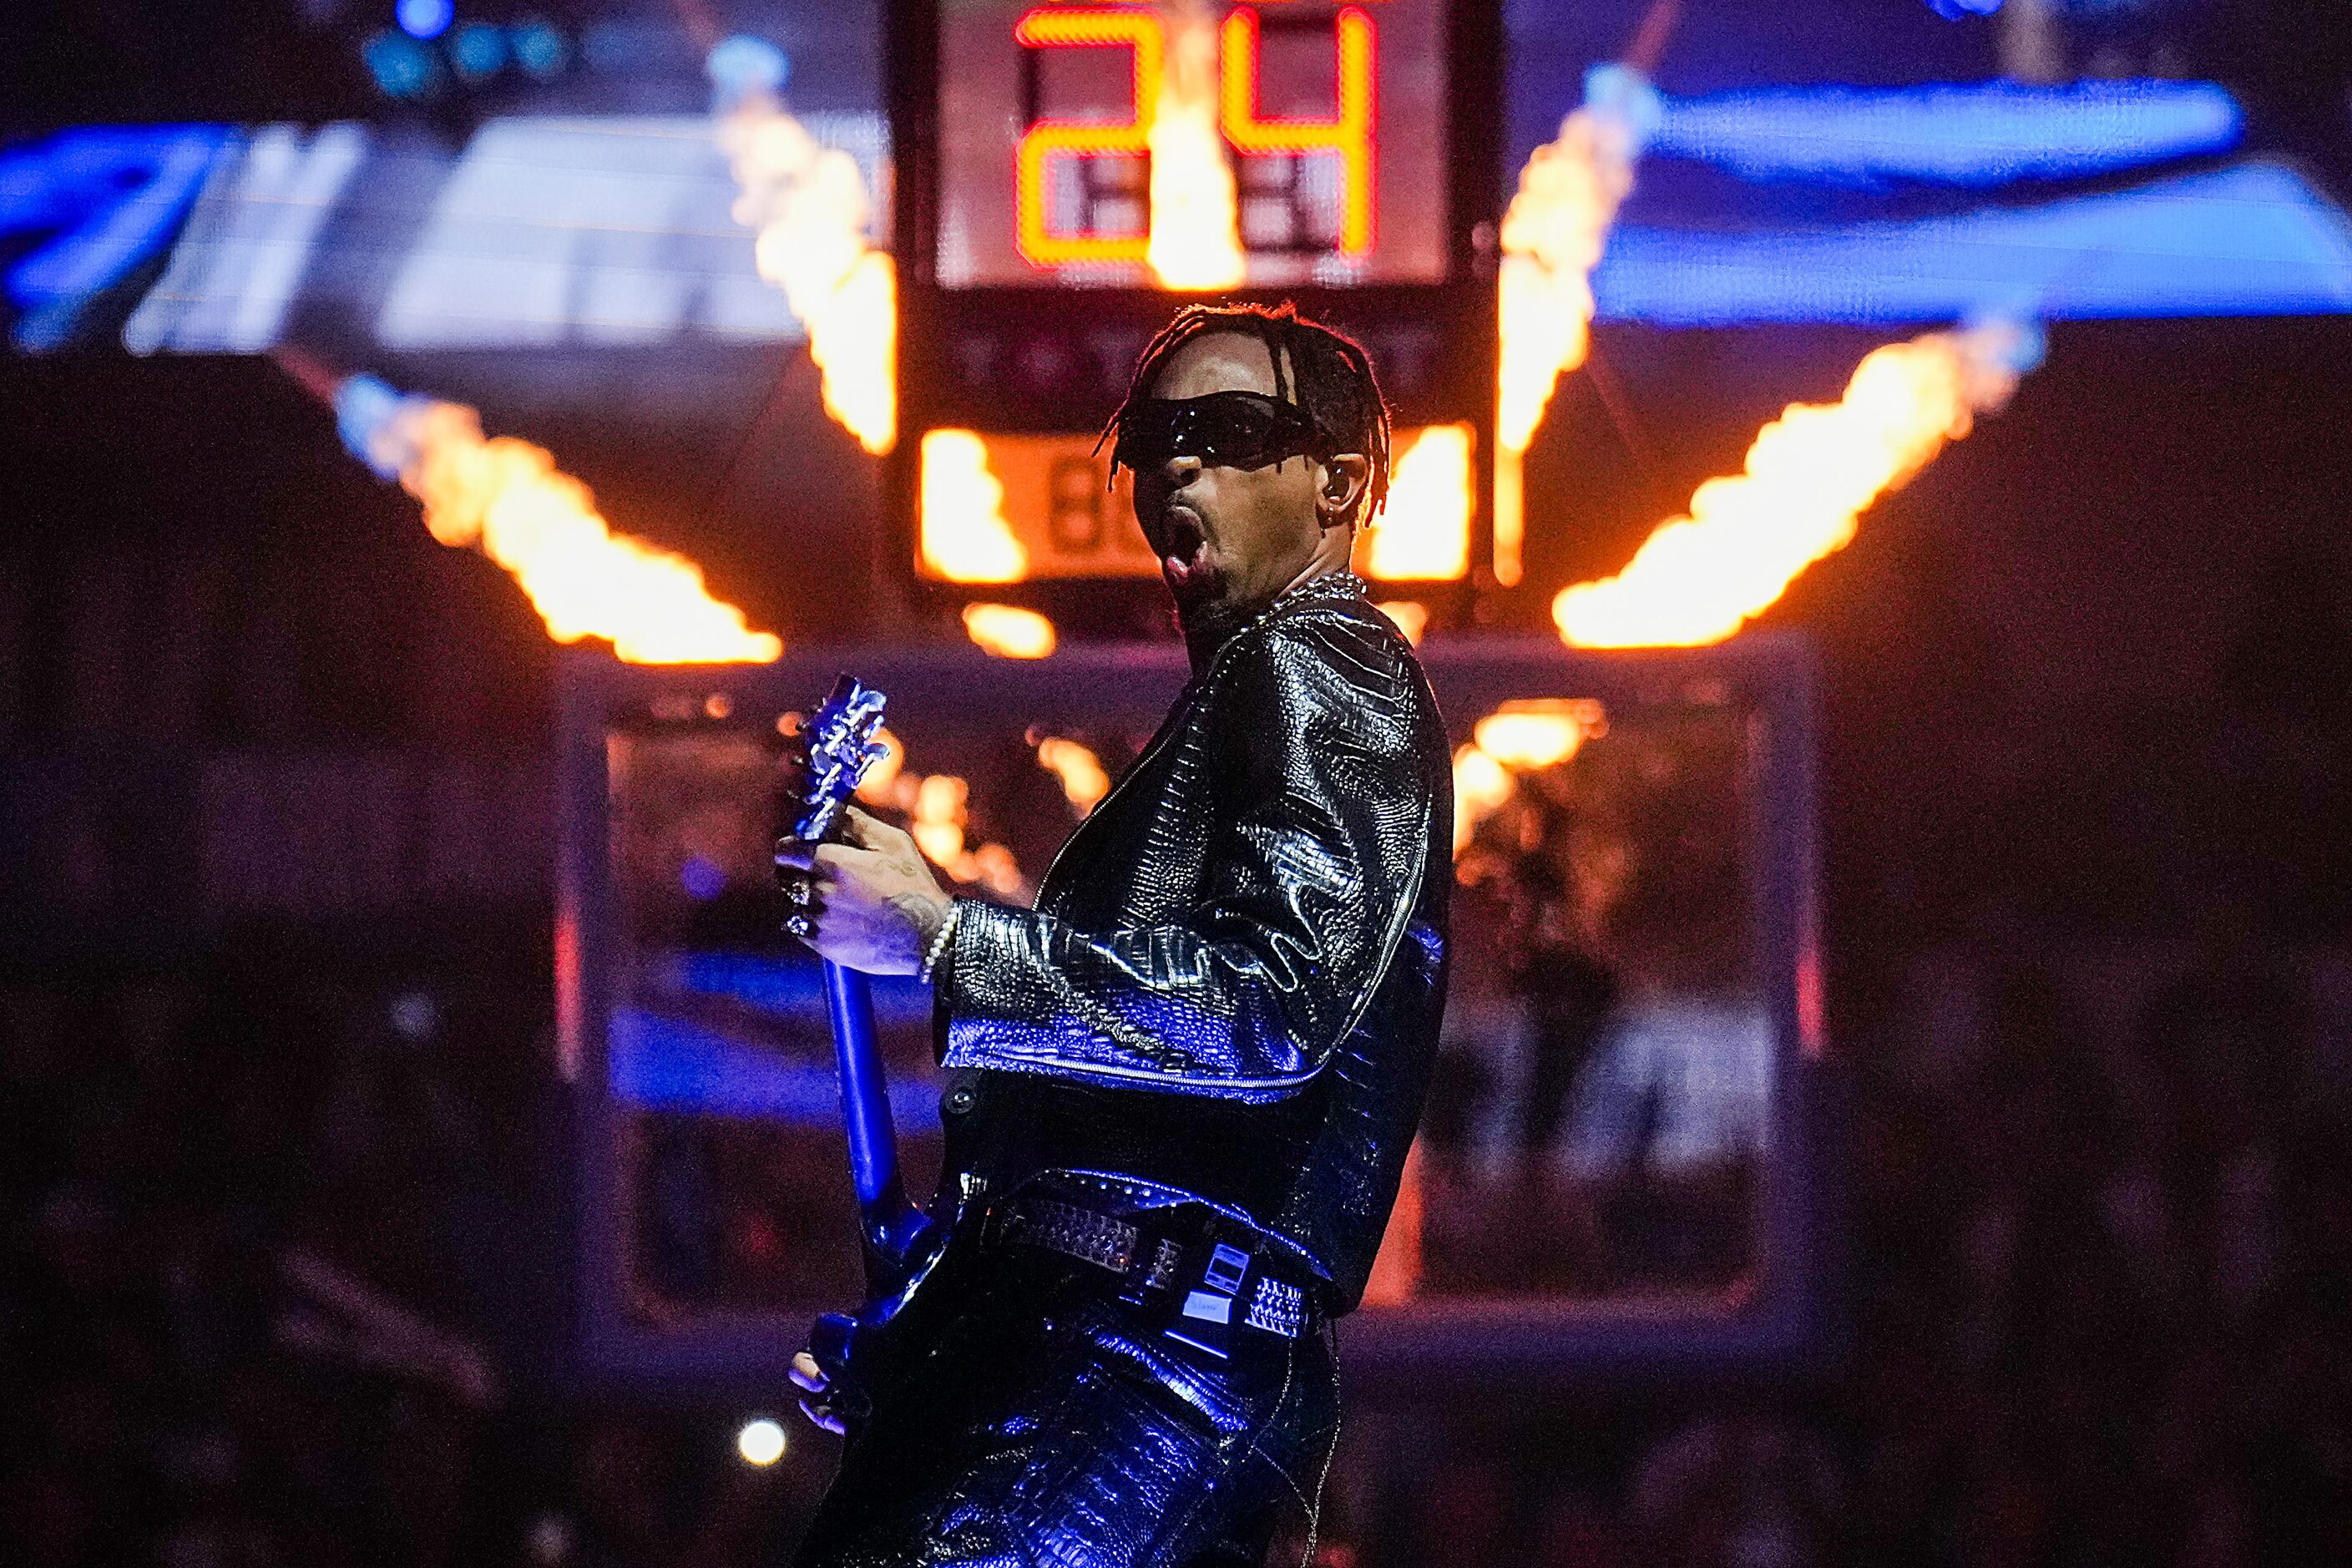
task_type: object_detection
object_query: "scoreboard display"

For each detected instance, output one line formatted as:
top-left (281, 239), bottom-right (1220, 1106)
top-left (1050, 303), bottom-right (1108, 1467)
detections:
top-left (890, 0), bottom-right (1501, 595)
top-left (935, 0), bottom-right (1452, 289)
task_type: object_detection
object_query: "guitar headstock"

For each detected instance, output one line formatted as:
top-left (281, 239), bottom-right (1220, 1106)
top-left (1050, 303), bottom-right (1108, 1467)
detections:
top-left (792, 675), bottom-right (890, 844)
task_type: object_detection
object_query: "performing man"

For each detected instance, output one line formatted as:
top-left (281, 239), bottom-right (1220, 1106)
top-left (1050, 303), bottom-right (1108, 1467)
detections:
top-left (776, 301), bottom-right (1451, 1566)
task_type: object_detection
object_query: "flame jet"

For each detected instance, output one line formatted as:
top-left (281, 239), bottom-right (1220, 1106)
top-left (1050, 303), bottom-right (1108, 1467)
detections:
top-left (331, 372), bottom-right (781, 665)
top-left (1361, 426), bottom-right (1474, 582)
top-left (1147, 0), bottom-right (1247, 291)
top-left (918, 430), bottom-right (1029, 583)
top-left (712, 38), bottom-right (897, 454)
top-left (961, 603), bottom-right (1058, 660)
top-left (1498, 65), bottom-right (1659, 458)
top-left (1552, 318), bottom-right (2045, 649)
top-left (1492, 65), bottom-right (1661, 583)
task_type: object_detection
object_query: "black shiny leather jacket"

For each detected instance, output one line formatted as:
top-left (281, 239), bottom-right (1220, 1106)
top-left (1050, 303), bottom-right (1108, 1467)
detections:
top-left (932, 571), bottom-right (1451, 1312)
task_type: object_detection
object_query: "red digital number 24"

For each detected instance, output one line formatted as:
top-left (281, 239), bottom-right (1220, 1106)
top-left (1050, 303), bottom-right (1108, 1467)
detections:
top-left (1014, 4), bottom-right (1378, 269)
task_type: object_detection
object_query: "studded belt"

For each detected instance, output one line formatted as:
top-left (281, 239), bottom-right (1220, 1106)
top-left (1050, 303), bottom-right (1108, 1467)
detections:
top-left (984, 1193), bottom-right (1318, 1352)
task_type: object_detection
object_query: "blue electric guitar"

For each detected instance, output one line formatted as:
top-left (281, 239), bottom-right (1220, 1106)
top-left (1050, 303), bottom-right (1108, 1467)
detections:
top-left (781, 677), bottom-right (949, 1423)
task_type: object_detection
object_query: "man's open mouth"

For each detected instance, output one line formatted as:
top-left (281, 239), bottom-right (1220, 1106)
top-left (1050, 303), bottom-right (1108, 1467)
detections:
top-left (1156, 510), bottom-right (1211, 589)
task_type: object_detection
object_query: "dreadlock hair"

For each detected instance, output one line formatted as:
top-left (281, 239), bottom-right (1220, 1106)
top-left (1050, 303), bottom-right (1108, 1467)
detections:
top-left (1102, 300), bottom-right (1393, 524)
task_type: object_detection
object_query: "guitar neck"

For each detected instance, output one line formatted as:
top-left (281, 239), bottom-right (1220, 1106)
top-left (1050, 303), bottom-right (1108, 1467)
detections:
top-left (794, 675), bottom-right (935, 1297)
top-left (819, 959), bottom-right (923, 1293)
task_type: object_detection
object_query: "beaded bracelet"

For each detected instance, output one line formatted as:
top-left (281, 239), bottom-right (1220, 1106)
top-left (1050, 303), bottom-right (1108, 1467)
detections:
top-left (918, 900), bottom-right (963, 984)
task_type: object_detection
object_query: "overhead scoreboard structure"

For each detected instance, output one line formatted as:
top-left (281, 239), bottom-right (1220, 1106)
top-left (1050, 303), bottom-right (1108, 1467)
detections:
top-left (888, 0), bottom-right (1504, 613)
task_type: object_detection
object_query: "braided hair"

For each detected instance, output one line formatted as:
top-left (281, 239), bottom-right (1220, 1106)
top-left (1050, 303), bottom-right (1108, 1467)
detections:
top-left (1102, 301), bottom-right (1393, 524)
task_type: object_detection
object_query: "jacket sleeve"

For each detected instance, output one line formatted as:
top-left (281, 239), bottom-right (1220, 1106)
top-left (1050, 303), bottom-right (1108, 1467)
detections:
top-left (933, 613), bottom-right (1436, 1102)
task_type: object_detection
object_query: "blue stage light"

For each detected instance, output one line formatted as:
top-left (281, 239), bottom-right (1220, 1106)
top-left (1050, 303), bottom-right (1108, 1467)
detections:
top-left (679, 857), bottom-right (726, 902)
top-left (363, 29), bottom-right (439, 99)
top-left (612, 1005), bottom-right (941, 1125)
top-left (448, 22), bottom-right (508, 83)
top-left (510, 19), bottom-right (571, 81)
top-left (1594, 159), bottom-right (2352, 325)
top-left (396, 0), bottom-right (454, 43)
top-left (1641, 78), bottom-right (2241, 188)
top-left (0, 125), bottom-right (230, 351)
top-left (706, 35), bottom-right (791, 107)
top-left (1927, 0), bottom-right (2004, 17)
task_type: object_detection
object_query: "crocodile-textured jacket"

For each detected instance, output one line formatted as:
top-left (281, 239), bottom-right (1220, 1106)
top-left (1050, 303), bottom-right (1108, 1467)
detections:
top-left (931, 570), bottom-right (1451, 1312)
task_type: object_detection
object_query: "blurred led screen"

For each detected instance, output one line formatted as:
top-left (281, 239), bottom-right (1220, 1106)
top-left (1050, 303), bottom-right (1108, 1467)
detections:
top-left (0, 112), bottom-right (883, 357)
top-left (8, 13), bottom-right (2350, 357)
top-left (932, 0), bottom-right (1450, 289)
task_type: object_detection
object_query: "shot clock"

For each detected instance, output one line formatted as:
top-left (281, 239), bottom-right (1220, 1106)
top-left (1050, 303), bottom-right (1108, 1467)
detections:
top-left (888, 0), bottom-right (1502, 599)
top-left (937, 0), bottom-right (1444, 286)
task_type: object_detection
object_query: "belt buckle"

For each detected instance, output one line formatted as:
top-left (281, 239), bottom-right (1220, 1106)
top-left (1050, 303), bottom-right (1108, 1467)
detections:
top-left (1161, 1237), bottom-right (1315, 1357)
top-left (1242, 1273), bottom-right (1307, 1337)
top-left (1163, 1241), bottom-right (1252, 1360)
top-left (1001, 1197), bottom-right (1140, 1275)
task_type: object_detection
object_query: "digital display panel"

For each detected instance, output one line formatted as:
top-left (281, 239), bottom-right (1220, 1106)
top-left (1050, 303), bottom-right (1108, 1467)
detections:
top-left (921, 431), bottom-right (1157, 579)
top-left (7, 11), bottom-right (2347, 361)
top-left (915, 423), bottom-right (1472, 581)
top-left (934, 0), bottom-right (1451, 289)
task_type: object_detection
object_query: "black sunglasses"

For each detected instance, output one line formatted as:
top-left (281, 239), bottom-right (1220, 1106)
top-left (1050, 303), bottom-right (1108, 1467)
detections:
top-left (1108, 392), bottom-right (1323, 477)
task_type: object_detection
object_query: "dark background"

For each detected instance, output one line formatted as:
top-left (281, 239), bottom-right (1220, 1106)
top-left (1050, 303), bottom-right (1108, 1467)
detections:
top-left (9, 2), bottom-right (2352, 1564)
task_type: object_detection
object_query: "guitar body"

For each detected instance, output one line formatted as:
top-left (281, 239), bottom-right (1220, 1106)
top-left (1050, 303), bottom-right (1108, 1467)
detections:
top-left (804, 1216), bottom-right (969, 1428)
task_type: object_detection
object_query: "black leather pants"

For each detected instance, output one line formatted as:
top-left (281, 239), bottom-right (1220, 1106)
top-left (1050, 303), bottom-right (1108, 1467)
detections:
top-left (791, 1250), bottom-right (1340, 1568)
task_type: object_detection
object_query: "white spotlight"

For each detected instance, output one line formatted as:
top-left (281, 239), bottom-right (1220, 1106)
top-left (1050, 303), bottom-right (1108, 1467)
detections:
top-left (736, 1418), bottom-right (787, 1466)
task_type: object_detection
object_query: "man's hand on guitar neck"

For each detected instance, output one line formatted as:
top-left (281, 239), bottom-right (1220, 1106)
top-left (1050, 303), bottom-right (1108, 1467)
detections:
top-left (776, 804), bottom-right (953, 976)
top-left (789, 1349), bottom-right (847, 1434)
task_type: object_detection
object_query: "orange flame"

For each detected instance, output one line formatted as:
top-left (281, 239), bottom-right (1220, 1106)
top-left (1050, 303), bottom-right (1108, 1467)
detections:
top-left (1553, 321), bottom-right (2034, 649)
top-left (1450, 700), bottom-right (1610, 852)
top-left (1360, 425), bottom-right (1474, 582)
top-left (721, 96), bottom-right (898, 453)
top-left (909, 771), bottom-right (1026, 897)
top-left (1147, 0), bottom-right (1247, 291)
top-left (381, 398), bottom-right (780, 664)
top-left (1473, 698), bottom-right (1606, 769)
top-left (962, 603), bottom-right (1059, 660)
top-left (1373, 600), bottom-right (1428, 645)
top-left (919, 431), bottom-right (1029, 582)
top-left (1450, 743), bottom-right (1513, 854)
top-left (912, 773), bottom-right (971, 867)
top-left (849, 726), bottom-right (907, 805)
top-left (1493, 68), bottom-right (1652, 585)
top-left (1036, 736), bottom-right (1111, 812)
top-left (838, 711), bottom-right (1032, 896)
top-left (1495, 86), bottom-right (1645, 458)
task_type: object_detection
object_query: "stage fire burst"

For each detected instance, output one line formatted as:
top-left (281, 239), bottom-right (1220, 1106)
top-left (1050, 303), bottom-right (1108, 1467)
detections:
top-left (1362, 425), bottom-right (1474, 582)
top-left (1449, 699), bottom-right (1609, 852)
top-left (1553, 318), bottom-right (2045, 649)
top-left (911, 773), bottom-right (1026, 897)
top-left (1498, 67), bottom-right (1655, 457)
top-left (962, 603), bottom-right (1059, 660)
top-left (331, 375), bottom-right (781, 665)
top-left (713, 43), bottom-right (897, 454)
top-left (919, 430), bottom-right (1029, 583)
top-left (1147, 0), bottom-right (1247, 291)
top-left (1036, 736), bottom-right (1112, 812)
top-left (1493, 65), bottom-right (1657, 585)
